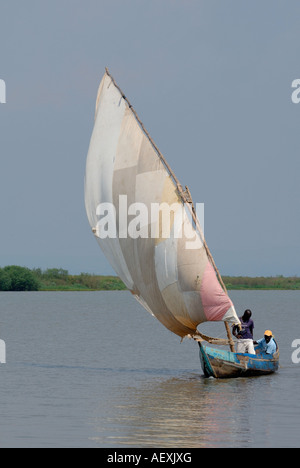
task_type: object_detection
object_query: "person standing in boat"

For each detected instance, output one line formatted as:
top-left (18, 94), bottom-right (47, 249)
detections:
top-left (232, 309), bottom-right (255, 355)
top-left (254, 330), bottom-right (277, 356)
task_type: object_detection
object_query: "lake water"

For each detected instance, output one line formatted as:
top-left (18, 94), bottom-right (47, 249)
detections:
top-left (0, 290), bottom-right (299, 448)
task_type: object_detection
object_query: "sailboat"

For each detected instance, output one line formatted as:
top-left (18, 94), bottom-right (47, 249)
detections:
top-left (85, 69), bottom-right (279, 379)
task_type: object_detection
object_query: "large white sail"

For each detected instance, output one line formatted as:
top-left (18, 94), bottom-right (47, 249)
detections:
top-left (85, 70), bottom-right (240, 338)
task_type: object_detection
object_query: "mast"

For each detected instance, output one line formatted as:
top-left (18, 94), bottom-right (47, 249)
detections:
top-left (181, 188), bottom-right (236, 352)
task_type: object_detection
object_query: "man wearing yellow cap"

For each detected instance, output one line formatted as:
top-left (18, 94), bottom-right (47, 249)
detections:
top-left (254, 330), bottom-right (277, 355)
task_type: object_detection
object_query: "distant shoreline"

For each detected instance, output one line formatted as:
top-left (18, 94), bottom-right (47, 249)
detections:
top-left (39, 275), bottom-right (300, 291)
top-left (34, 270), bottom-right (300, 291)
top-left (40, 275), bottom-right (299, 291)
top-left (222, 275), bottom-right (300, 291)
top-left (0, 267), bottom-right (299, 291)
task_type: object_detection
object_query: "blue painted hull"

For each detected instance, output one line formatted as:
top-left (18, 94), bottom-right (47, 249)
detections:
top-left (199, 342), bottom-right (279, 379)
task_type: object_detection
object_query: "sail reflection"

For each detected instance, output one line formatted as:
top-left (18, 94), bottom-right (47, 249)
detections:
top-left (90, 373), bottom-right (258, 448)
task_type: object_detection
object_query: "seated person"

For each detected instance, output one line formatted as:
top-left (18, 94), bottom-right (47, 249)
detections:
top-left (254, 330), bottom-right (277, 356)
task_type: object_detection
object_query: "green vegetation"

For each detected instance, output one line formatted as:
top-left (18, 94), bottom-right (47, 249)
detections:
top-left (223, 275), bottom-right (300, 290)
top-left (0, 266), bottom-right (40, 291)
top-left (32, 268), bottom-right (127, 291)
top-left (0, 266), bottom-right (126, 291)
top-left (0, 266), bottom-right (299, 291)
top-left (0, 266), bottom-right (128, 291)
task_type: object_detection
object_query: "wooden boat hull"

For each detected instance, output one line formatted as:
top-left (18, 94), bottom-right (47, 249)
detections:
top-left (199, 342), bottom-right (279, 379)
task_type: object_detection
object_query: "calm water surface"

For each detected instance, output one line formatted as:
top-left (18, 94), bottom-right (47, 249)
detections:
top-left (0, 290), bottom-right (299, 448)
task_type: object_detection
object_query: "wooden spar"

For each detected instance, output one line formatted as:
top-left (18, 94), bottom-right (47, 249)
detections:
top-left (104, 68), bottom-right (182, 189)
top-left (179, 187), bottom-right (236, 353)
top-left (105, 68), bottom-right (236, 352)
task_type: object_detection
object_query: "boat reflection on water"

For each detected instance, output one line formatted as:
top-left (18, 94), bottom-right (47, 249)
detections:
top-left (90, 372), bottom-right (275, 448)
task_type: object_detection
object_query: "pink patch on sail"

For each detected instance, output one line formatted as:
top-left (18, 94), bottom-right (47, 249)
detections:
top-left (200, 261), bottom-right (233, 322)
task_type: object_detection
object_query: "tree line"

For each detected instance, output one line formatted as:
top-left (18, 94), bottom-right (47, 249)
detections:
top-left (0, 266), bottom-right (127, 291)
top-left (0, 266), bottom-right (299, 291)
top-left (0, 266), bottom-right (40, 291)
top-left (222, 275), bottom-right (300, 290)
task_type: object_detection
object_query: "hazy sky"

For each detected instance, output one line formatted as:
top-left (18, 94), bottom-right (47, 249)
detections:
top-left (0, 0), bottom-right (299, 276)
